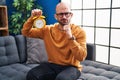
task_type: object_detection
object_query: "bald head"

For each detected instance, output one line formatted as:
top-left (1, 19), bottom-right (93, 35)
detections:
top-left (56, 2), bottom-right (71, 13)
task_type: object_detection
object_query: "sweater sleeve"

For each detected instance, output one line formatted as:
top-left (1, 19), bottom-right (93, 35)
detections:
top-left (69, 27), bottom-right (87, 61)
top-left (21, 17), bottom-right (44, 39)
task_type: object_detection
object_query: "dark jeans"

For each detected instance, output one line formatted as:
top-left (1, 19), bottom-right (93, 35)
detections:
top-left (26, 62), bottom-right (81, 80)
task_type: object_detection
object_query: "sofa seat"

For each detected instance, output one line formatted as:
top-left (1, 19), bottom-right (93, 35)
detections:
top-left (0, 63), bottom-right (38, 80)
top-left (80, 60), bottom-right (120, 80)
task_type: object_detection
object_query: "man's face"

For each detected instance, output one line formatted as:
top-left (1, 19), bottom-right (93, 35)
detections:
top-left (55, 4), bottom-right (73, 26)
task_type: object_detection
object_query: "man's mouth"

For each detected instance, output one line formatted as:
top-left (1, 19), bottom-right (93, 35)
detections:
top-left (61, 19), bottom-right (67, 22)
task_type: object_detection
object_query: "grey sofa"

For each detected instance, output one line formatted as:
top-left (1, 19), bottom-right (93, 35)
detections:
top-left (0, 35), bottom-right (120, 80)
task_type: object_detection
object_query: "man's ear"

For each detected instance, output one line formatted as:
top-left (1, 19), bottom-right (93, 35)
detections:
top-left (54, 14), bottom-right (57, 20)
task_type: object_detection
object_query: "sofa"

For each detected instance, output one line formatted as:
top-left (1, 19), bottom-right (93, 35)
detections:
top-left (0, 35), bottom-right (120, 80)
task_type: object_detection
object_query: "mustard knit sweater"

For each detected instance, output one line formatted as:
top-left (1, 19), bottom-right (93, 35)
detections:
top-left (22, 17), bottom-right (87, 71)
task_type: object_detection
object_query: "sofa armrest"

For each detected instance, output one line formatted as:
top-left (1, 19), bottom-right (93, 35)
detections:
top-left (86, 43), bottom-right (95, 61)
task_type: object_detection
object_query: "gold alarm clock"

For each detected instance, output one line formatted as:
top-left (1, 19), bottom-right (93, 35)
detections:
top-left (33, 16), bottom-right (46, 28)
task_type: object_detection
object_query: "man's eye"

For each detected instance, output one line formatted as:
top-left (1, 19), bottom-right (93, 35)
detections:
top-left (59, 13), bottom-right (64, 15)
top-left (65, 13), bottom-right (69, 15)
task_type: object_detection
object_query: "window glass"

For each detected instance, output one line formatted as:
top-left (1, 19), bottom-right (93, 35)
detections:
top-left (71, 10), bottom-right (82, 25)
top-left (96, 0), bottom-right (111, 8)
top-left (96, 45), bottom-right (109, 63)
top-left (71, 0), bottom-right (82, 9)
top-left (83, 0), bottom-right (95, 9)
top-left (83, 10), bottom-right (95, 26)
top-left (110, 48), bottom-right (120, 66)
top-left (83, 27), bottom-right (94, 43)
top-left (111, 29), bottom-right (120, 47)
top-left (96, 28), bottom-right (109, 45)
top-left (111, 9), bottom-right (120, 28)
top-left (112, 0), bottom-right (120, 7)
top-left (96, 10), bottom-right (110, 27)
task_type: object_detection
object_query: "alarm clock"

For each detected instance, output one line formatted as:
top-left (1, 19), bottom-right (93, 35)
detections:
top-left (33, 16), bottom-right (46, 28)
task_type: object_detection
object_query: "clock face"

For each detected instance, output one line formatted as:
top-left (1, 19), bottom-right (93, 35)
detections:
top-left (33, 18), bottom-right (46, 28)
top-left (35, 19), bottom-right (44, 28)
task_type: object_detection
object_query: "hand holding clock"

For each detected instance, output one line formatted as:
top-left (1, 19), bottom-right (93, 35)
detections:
top-left (31, 9), bottom-right (42, 18)
top-left (31, 9), bottom-right (46, 28)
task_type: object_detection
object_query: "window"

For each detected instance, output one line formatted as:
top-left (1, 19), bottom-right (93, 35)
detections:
top-left (62, 0), bottom-right (120, 67)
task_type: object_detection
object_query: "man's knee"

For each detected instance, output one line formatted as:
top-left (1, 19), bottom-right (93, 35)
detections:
top-left (26, 70), bottom-right (36, 80)
top-left (55, 67), bottom-right (80, 80)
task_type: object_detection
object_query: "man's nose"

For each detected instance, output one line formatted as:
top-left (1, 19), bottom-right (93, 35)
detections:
top-left (62, 14), bottom-right (67, 18)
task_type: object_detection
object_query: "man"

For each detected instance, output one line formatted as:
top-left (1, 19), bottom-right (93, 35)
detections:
top-left (22, 2), bottom-right (87, 80)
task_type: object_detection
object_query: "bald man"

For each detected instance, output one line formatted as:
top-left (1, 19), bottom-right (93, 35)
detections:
top-left (22, 2), bottom-right (87, 80)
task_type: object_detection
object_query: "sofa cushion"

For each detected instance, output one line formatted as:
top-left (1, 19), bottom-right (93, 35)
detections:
top-left (15, 35), bottom-right (27, 63)
top-left (0, 36), bottom-right (20, 66)
top-left (0, 63), bottom-right (38, 80)
top-left (26, 37), bottom-right (48, 63)
top-left (81, 60), bottom-right (120, 80)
